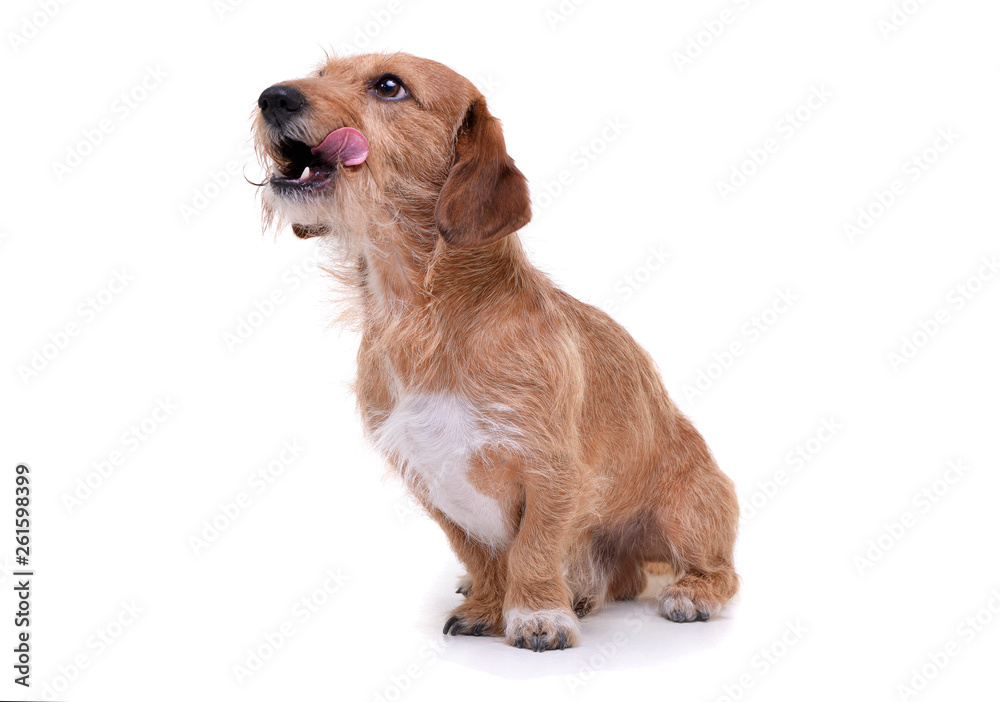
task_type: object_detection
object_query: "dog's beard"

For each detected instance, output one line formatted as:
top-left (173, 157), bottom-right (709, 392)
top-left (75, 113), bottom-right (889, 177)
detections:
top-left (260, 180), bottom-right (338, 229)
top-left (256, 174), bottom-right (372, 331)
top-left (260, 159), bottom-right (382, 256)
top-left (254, 148), bottom-right (447, 333)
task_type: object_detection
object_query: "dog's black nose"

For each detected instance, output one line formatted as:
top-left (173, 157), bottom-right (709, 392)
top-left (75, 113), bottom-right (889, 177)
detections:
top-left (258, 85), bottom-right (305, 127)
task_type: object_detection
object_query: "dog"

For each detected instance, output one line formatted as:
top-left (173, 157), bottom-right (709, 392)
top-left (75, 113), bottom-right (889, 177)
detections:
top-left (253, 52), bottom-right (739, 652)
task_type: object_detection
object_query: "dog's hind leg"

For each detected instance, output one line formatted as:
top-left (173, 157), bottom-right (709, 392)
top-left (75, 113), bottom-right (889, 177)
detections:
top-left (606, 555), bottom-right (648, 602)
top-left (565, 535), bottom-right (610, 618)
top-left (648, 419), bottom-right (740, 622)
top-left (566, 531), bottom-right (648, 617)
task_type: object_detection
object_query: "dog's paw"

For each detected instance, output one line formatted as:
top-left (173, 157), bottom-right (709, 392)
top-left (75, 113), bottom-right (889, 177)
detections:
top-left (442, 601), bottom-right (502, 637)
top-left (455, 573), bottom-right (473, 597)
top-left (658, 589), bottom-right (716, 622)
top-left (572, 595), bottom-right (597, 619)
top-left (505, 608), bottom-right (580, 651)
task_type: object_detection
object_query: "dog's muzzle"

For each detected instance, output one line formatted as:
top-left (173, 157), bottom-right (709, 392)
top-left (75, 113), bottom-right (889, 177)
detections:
top-left (258, 84), bottom-right (306, 129)
top-left (257, 83), bottom-right (370, 197)
top-left (265, 128), bottom-right (369, 194)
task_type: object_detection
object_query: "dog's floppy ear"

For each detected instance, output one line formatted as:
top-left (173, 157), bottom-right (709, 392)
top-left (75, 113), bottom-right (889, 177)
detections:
top-left (435, 98), bottom-right (531, 247)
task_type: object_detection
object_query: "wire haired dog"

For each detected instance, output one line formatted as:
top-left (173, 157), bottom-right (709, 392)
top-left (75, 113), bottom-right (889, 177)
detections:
top-left (252, 52), bottom-right (739, 652)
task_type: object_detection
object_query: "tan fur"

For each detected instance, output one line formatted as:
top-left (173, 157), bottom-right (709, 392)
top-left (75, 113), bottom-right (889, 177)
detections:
top-left (253, 52), bottom-right (739, 651)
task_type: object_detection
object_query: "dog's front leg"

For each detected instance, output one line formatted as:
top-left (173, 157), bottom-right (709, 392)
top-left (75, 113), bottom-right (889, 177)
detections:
top-left (431, 507), bottom-right (509, 638)
top-left (503, 475), bottom-right (580, 651)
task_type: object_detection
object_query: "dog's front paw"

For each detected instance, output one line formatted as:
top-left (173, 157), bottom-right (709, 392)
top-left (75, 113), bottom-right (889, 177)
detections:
top-left (505, 608), bottom-right (580, 651)
top-left (443, 600), bottom-right (503, 637)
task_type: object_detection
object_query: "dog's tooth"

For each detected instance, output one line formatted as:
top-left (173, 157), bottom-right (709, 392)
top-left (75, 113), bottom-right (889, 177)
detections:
top-left (300, 166), bottom-right (311, 180)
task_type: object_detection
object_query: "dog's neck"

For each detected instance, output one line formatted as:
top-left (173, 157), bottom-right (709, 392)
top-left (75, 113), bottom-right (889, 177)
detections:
top-left (356, 208), bottom-right (534, 316)
top-left (349, 208), bottom-right (539, 389)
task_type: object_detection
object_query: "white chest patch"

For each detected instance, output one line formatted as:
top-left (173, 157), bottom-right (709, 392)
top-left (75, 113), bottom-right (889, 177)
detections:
top-left (372, 392), bottom-right (512, 547)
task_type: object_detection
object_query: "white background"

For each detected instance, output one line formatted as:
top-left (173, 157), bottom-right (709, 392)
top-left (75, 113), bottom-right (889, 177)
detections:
top-left (2, 0), bottom-right (999, 700)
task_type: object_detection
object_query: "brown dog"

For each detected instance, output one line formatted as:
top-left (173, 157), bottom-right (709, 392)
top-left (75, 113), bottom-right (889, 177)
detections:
top-left (253, 52), bottom-right (739, 652)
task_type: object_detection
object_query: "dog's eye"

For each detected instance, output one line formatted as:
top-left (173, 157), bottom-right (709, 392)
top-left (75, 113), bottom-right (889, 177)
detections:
top-left (372, 74), bottom-right (407, 101)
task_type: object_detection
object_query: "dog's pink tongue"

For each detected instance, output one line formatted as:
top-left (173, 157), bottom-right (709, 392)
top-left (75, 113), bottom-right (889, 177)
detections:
top-left (312, 127), bottom-right (369, 167)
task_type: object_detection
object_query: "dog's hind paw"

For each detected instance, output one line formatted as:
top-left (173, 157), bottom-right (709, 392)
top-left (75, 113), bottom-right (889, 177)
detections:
top-left (455, 573), bottom-right (473, 597)
top-left (658, 590), bottom-right (715, 622)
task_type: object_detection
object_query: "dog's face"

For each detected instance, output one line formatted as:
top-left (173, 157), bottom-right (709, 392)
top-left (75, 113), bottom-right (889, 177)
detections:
top-left (253, 52), bottom-right (531, 247)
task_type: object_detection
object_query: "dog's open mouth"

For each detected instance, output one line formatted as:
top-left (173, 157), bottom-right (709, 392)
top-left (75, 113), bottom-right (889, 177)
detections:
top-left (269, 127), bottom-right (369, 193)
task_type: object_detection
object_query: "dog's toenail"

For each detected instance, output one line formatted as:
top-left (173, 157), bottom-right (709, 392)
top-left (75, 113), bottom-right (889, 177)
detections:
top-left (557, 631), bottom-right (568, 649)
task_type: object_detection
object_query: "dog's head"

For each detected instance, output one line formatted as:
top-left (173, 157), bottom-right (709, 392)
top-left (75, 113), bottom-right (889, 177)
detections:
top-left (253, 52), bottom-right (531, 247)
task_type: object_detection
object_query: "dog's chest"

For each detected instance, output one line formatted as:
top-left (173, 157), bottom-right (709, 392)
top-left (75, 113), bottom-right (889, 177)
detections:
top-left (372, 392), bottom-right (510, 547)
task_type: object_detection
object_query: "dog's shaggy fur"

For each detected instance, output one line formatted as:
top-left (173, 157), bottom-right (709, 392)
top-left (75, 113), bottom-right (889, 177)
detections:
top-left (253, 52), bottom-right (739, 651)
